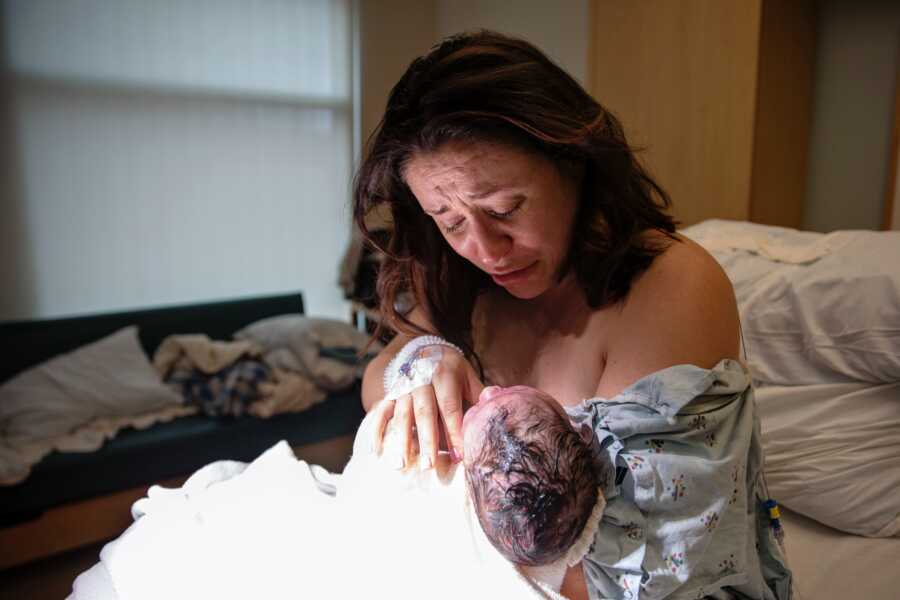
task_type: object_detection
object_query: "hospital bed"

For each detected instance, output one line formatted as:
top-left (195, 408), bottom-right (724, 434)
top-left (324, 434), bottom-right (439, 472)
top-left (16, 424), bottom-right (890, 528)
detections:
top-left (683, 220), bottom-right (900, 600)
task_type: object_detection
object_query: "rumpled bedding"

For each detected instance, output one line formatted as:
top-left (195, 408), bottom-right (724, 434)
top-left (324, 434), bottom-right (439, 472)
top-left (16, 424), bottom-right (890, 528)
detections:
top-left (153, 334), bottom-right (325, 417)
top-left (2, 319), bottom-right (369, 487)
top-left (0, 327), bottom-right (188, 486)
top-left (682, 219), bottom-right (900, 386)
top-left (69, 410), bottom-right (568, 600)
top-left (247, 369), bottom-right (326, 418)
top-left (153, 335), bottom-right (263, 377)
top-left (233, 315), bottom-right (381, 392)
top-left (757, 381), bottom-right (900, 537)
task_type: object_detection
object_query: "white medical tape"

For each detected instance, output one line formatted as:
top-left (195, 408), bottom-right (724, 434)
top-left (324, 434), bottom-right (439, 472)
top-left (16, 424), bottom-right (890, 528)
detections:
top-left (382, 335), bottom-right (464, 402)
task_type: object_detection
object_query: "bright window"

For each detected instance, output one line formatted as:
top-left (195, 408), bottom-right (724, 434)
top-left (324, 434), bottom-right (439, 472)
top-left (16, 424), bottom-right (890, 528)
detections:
top-left (2, 0), bottom-right (355, 320)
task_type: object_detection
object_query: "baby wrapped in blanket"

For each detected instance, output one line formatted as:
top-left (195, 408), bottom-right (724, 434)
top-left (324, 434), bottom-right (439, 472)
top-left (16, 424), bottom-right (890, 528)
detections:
top-left (69, 385), bottom-right (604, 600)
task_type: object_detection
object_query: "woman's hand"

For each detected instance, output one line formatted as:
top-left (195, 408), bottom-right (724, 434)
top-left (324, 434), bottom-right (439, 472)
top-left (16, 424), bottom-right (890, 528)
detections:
top-left (369, 349), bottom-right (483, 469)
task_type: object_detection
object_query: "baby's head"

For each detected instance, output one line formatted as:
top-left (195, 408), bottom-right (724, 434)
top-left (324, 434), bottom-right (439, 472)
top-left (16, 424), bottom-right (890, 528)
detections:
top-left (462, 385), bottom-right (599, 567)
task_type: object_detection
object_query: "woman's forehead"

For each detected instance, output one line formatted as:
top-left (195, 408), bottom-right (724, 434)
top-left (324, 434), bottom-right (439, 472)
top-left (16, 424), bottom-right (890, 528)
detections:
top-left (405, 146), bottom-right (498, 192)
top-left (404, 140), bottom-right (543, 185)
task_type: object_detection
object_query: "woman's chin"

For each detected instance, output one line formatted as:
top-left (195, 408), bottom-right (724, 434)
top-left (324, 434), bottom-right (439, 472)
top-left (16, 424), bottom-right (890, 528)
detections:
top-left (516, 268), bottom-right (578, 301)
top-left (496, 277), bottom-right (548, 299)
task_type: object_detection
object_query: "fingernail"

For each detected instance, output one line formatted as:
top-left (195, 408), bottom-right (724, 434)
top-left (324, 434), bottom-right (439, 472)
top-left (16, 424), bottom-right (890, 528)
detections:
top-left (395, 454), bottom-right (405, 470)
top-left (450, 448), bottom-right (462, 463)
top-left (418, 454), bottom-right (433, 470)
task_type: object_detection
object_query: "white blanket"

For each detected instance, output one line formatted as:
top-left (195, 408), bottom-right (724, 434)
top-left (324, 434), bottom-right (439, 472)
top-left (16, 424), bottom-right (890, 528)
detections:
top-left (69, 411), bottom-right (568, 600)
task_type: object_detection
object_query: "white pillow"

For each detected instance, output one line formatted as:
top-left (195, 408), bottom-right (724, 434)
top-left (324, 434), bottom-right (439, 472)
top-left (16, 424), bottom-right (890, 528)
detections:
top-left (0, 326), bottom-right (181, 447)
top-left (757, 381), bottom-right (900, 537)
top-left (234, 315), bottom-right (381, 391)
top-left (683, 219), bottom-right (900, 385)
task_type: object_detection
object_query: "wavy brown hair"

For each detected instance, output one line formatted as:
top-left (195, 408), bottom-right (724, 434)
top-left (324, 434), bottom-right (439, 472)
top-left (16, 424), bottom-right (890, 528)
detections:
top-left (353, 30), bottom-right (677, 359)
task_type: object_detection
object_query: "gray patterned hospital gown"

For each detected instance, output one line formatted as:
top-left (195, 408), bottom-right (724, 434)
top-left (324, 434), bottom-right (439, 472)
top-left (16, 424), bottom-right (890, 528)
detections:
top-left (565, 359), bottom-right (792, 600)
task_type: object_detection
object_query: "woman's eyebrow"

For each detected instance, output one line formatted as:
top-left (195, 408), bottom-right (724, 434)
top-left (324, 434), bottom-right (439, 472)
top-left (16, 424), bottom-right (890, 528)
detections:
top-left (467, 184), bottom-right (500, 200)
top-left (475, 191), bottom-right (528, 205)
top-left (424, 190), bottom-right (524, 216)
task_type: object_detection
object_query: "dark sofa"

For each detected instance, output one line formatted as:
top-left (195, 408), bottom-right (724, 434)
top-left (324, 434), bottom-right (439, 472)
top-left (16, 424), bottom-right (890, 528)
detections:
top-left (0, 292), bottom-right (366, 568)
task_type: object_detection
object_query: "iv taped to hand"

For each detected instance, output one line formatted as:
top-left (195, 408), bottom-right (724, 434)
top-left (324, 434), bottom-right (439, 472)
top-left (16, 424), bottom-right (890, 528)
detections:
top-left (383, 335), bottom-right (463, 401)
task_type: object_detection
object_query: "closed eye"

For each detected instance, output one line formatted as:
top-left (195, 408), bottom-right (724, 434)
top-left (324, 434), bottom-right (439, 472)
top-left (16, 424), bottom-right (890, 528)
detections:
top-left (441, 199), bottom-right (524, 234)
top-left (444, 218), bottom-right (466, 234)
top-left (485, 198), bottom-right (524, 219)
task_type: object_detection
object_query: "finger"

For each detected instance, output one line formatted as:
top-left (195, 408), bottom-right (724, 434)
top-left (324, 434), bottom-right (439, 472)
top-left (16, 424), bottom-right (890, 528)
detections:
top-left (393, 393), bottom-right (414, 469)
top-left (410, 431), bottom-right (420, 463)
top-left (466, 368), bottom-right (485, 410)
top-left (432, 363), bottom-right (466, 463)
top-left (408, 423), bottom-right (420, 470)
top-left (369, 398), bottom-right (396, 456)
top-left (439, 415), bottom-right (454, 459)
top-left (411, 385), bottom-right (438, 469)
top-left (436, 417), bottom-right (450, 453)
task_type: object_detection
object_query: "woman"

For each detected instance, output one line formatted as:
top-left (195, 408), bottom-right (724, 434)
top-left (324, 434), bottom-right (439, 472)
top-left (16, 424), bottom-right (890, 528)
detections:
top-left (353, 31), bottom-right (786, 599)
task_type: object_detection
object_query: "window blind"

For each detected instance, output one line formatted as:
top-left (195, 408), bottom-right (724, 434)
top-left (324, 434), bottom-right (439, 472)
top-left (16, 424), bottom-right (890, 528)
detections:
top-left (1, 0), bottom-right (354, 320)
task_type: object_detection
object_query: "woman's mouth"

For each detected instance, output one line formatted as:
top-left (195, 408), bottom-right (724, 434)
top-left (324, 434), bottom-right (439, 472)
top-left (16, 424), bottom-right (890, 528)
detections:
top-left (490, 262), bottom-right (537, 285)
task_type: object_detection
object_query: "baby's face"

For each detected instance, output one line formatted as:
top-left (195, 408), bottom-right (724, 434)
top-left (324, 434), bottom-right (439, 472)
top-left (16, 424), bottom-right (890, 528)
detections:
top-left (462, 385), bottom-right (570, 466)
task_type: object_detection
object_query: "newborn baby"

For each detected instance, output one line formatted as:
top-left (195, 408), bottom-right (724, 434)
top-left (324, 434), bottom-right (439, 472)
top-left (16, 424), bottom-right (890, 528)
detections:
top-left (72, 384), bottom-right (603, 600)
top-left (366, 382), bottom-right (605, 595)
top-left (462, 385), bottom-right (601, 568)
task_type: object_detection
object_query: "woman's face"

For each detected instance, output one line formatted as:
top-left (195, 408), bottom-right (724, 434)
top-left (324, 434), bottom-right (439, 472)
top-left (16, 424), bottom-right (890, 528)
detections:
top-left (403, 140), bottom-right (580, 299)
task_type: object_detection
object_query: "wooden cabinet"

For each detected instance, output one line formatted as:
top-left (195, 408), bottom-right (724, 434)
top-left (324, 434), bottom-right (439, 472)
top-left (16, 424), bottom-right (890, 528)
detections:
top-left (589, 0), bottom-right (814, 227)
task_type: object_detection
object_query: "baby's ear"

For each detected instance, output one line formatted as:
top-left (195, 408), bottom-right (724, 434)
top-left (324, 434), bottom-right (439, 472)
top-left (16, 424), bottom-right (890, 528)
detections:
top-left (575, 422), bottom-right (593, 445)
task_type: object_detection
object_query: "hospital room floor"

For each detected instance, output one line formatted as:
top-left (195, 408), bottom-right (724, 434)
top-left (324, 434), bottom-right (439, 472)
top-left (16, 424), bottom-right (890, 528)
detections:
top-left (0, 540), bottom-right (103, 600)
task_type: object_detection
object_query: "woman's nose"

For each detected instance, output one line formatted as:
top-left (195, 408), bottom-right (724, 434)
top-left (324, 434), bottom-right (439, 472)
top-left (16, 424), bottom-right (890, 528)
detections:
top-left (468, 218), bottom-right (512, 267)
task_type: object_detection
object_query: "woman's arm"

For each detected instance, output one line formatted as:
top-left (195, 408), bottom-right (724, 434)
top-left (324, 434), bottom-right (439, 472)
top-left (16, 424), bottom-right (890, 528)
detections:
top-left (595, 236), bottom-right (741, 399)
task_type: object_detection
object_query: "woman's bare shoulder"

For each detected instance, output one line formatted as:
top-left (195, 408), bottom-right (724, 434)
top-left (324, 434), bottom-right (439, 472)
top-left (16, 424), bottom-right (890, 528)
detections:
top-left (594, 232), bottom-right (741, 398)
top-left (636, 232), bottom-right (736, 308)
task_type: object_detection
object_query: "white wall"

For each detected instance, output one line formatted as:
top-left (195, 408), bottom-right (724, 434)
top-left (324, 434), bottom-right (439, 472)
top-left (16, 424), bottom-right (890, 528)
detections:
top-left (435, 0), bottom-right (589, 86)
top-left (803, 0), bottom-right (900, 232)
top-left (1, 0), bottom-right (353, 321)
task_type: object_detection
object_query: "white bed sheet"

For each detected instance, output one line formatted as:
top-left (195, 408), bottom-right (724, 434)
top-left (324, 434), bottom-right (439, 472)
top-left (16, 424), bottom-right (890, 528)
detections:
top-left (682, 219), bottom-right (900, 386)
top-left (780, 506), bottom-right (899, 600)
top-left (756, 382), bottom-right (900, 538)
top-left (755, 379), bottom-right (900, 598)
